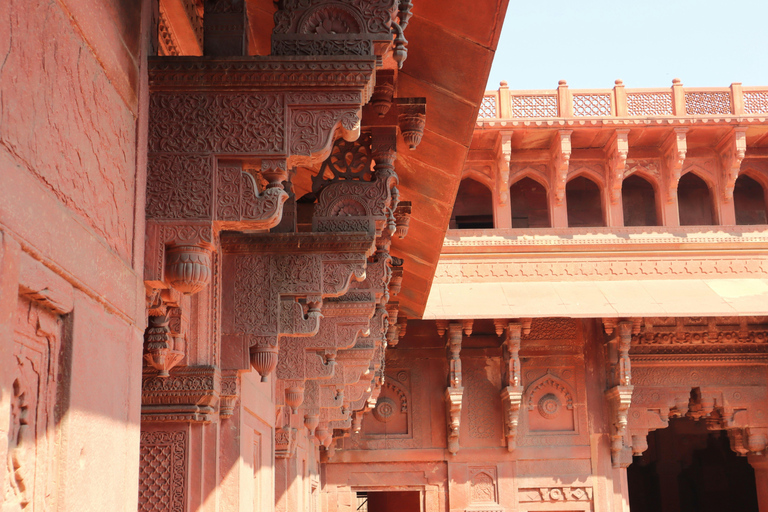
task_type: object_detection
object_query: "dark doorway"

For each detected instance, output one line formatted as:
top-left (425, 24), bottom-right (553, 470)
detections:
top-left (627, 417), bottom-right (759, 512)
top-left (734, 174), bottom-right (768, 225)
top-left (510, 177), bottom-right (550, 228)
top-left (358, 491), bottom-right (421, 512)
top-left (622, 174), bottom-right (658, 226)
top-left (450, 178), bottom-right (494, 229)
top-left (566, 176), bottom-right (605, 227)
top-left (678, 173), bottom-right (715, 225)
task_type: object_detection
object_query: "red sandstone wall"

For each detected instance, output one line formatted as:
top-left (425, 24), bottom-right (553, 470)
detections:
top-left (0, 0), bottom-right (147, 509)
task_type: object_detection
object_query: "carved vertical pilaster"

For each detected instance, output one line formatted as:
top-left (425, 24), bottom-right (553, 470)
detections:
top-left (445, 322), bottom-right (464, 455)
top-left (606, 321), bottom-right (634, 468)
top-left (501, 322), bottom-right (523, 451)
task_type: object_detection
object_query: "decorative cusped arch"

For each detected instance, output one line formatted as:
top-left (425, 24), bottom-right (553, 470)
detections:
top-left (511, 165), bottom-right (551, 190)
top-left (568, 164), bottom-right (606, 188)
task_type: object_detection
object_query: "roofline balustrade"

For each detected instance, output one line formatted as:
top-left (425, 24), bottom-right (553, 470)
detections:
top-left (478, 80), bottom-right (768, 120)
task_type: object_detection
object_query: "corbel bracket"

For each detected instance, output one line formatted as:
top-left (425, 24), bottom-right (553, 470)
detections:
top-left (717, 126), bottom-right (748, 202)
top-left (445, 322), bottom-right (464, 454)
top-left (549, 130), bottom-right (572, 205)
top-left (606, 129), bottom-right (630, 205)
top-left (501, 322), bottom-right (523, 451)
top-left (498, 131), bottom-right (514, 205)
top-left (662, 128), bottom-right (688, 202)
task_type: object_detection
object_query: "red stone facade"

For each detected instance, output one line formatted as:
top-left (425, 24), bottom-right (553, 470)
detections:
top-left (2, 2), bottom-right (768, 512)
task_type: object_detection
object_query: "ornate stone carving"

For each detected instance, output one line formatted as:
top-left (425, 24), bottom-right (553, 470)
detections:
top-left (144, 314), bottom-right (186, 377)
top-left (500, 322), bottom-right (524, 451)
top-left (469, 467), bottom-right (499, 505)
top-left (275, 427), bottom-right (298, 459)
top-left (138, 430), bottom-right (187, 512)
top-left (498, 131), bottom-right (513, 205)
top-left (371, 69), bottom-right (395, 117)
top-left (141, 366), bottom-right (220, 423)
top-left (271, 0), bottom-right (407, 66)
top-left (223, 232), bottom-right (373, 380)
top-left (518, 486), bottom-right (593, 503)
top-left (662, 127), bottom-right (688, 201)
top-left (396, 98), bottom-right (427, 150)
top-left (445, 322), bottom-right (464, 454)
top-left (607, 129), bottom-right (630, 204)
top-left (718, 126), bottom-right (748, 202)
top-left (549, 129), bottom-right (572, 205)
top-left (526, 372), bottom-right (576, 432)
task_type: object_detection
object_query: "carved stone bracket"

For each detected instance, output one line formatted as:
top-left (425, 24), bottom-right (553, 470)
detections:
top-left (446, 322), bottom-right (464, 454)
top-left (275, 427), bottom-right (298, 459)
top-left (219, 370), bottom-right (239, 419)
top-left (498, 131), bottom-right (513, 205)
top-left (445, 387), bottom-right (463, 456)
top-left (145, 56), bottom-right (376, 300)
top-left (606, 129), bottom-right (630, 205)
top-left (662, 128), bottom-right (688, 202)
top-left (501, 322), bottom-right (523, 451)
top-left (371, 69), bottom-right (395, 117)
top-left (606, 385), bottom-right (634, 468)
top-left (396, 98), bottom-right (427, 150)
top-left (549, 130), bottom-right (572, 205)
top-left (717, 126), bottom-right (748, 202)
top-left (222, 231), bottom-right (374, 381)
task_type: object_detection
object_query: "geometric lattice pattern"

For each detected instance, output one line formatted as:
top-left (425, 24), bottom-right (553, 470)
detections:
top-left (139, 430), bottom-right (187, 512)
top-left (626, 92), bottom-right (673, 116)
top-left (685, 91), bottom-right (732, 115)
top-left (744, 91), bottom-right (768, 114)
top-left (510, 94), bottom-right (558, 117)
top-left (572, 93), bottom-right (612, 117)
top-left (478, 94), bottom-right (498, 119)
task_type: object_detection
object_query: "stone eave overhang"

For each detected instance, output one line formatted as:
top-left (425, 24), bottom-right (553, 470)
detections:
top-left (381, 1), bottom-right (511, 318)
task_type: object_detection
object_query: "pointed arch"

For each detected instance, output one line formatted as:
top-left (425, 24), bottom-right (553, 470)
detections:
top-left (734, 172), bottom-right (768, 225)
top-left (510, 176), bottom-right (550, 228)
top-left (566, 175), bottom-right (605, 227)
top-left (678, 171), bottom-right (715, 226)
top-left (450, 178), bottom-right (494, 229)
top-left (622, 174), bottom-right (659, 226)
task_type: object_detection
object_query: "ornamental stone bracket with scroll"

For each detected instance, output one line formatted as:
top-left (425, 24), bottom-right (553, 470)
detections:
top-left (717, 126), bottom-right (747, 202)
top-left (143, 56), bottom-right (377, 381)
top-left (603, 320), bottom-right (637, 468)
top-left (549, 129), bottom-right (572, 205)
top-left (606, 129), bottom-right (630, 205)
top-left (439, 321), bottom-right (466, 455)
top-left (221, 231), bottom-right (374, 381)
top-left (499, 321), bottom-right (526, 452)
top-left (497, 131), bottom-right (513, 205)
top-left (662, 128), bottom-right (688, 202)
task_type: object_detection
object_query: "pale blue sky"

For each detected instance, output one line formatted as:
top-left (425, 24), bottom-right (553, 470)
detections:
top-left (487, 0), bottom-right (768, 91)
